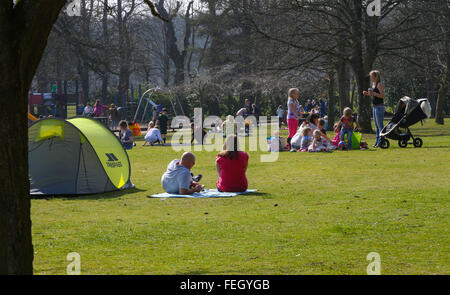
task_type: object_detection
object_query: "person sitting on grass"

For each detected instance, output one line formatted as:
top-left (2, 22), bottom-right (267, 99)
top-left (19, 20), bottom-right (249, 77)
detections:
top-left (191, 122), bottom-right (208, 145)
top-left (289, 125), bottom-right (303, 152)
top-left (302, 113), bottom-right (332, 144)
top-left (318, 118), bottom-right (327, 135)
top-left (299, 127), bottom-right (312, 152)
top-left (144, 121), bottom-right (164, 146)
top-left (331, 123), bottom-right (342, 147)
top-left (161, 152), bottom-right (204, 195)
top-left (119, 120), bottom-right (134, 150)
top-left (318, 118), bottom-right (337, 150)
top-left (309, 130), bottom-right (329, 152)
top-left (216, 135), bottom-right (249, 192)
top-left (338, 107), bottom-right (361, 151)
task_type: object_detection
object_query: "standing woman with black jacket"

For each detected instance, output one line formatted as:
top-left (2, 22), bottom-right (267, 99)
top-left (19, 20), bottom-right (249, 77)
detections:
top-left (363, 70), bottom-right (385, 148)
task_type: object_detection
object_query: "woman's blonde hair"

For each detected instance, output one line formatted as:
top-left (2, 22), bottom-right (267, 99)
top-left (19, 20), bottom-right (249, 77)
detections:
top-left (288, 88), bottom-right (299, 99)
top-left (301, 127), bottom-right (312, 136)
top-left (343, 107), bottom-right (353, 117)
top-left (218, 134), bottom-right (240, 160)
top-left (370, 70), bottom-right (381, 85)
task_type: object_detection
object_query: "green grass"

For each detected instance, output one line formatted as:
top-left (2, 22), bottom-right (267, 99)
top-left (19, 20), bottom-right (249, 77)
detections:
top-left (31, 119), bottom-right (450, 274)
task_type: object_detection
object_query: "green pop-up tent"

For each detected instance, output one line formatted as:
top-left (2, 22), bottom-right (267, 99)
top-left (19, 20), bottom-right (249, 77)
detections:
top-left (29, 117), bottom-right (132, 195)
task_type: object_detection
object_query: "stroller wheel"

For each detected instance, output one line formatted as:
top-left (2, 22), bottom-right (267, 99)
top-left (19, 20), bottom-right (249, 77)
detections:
top-left (398, 139), bottom-right (408, 148)
top-left (380, 139), bottom-right (390, 149)
top-left (413, 138), bottom-right (423, 148)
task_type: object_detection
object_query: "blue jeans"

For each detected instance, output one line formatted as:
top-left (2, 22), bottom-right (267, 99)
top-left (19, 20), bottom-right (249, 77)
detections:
top-left (340, 128), bottom-right (353, 150)
top-left (122, 142), bottom-right (133, 150)
top-left (373, 105), bottom-right (385, 145)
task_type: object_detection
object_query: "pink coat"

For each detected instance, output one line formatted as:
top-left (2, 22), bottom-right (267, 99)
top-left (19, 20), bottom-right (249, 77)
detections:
top-left (332, 133), bottom-right (340, 147)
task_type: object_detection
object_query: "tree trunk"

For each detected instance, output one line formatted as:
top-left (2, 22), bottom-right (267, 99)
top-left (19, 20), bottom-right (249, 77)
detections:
top-left (78, 59), bottom-right (90, 103)
top-left (327, 70), bottom-right (336, 132)
top-left (0, 51), bottom-right (33, 276)
top-left (101, 75), bottom-right (109, 102)
top-left (156, 0), bottom-right (193, 86)
top-left (350, 78), bottom-right (356, 109)
top-left (350, 0), bottom-right (373, 133)
top-left (117, 0), bottom-right (130, 91)
top-left (0, 0), bottom-right (66, 274)
top-left (435, 48), bottom-right (449, 125)
top-left (435, 0), bottom-right (449, 125)
top-left (173, 57), bottom-right (185, 85)
top-left (336, 58), bottom-right (350, 113)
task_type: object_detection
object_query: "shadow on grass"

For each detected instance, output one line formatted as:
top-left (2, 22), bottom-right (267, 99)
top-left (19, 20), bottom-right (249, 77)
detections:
top-left (175, 268), bottom-right (241, 275)
top-left (176, 269), bottom-right (211, 275)
top-left (412, 133), bottom-right (450, 138)
top-left (422, 146), bottom-right (450, 149)
top-left (31, 187), bottom-right (146, 201)
top-left (246, 191), bottom-right (268, 197)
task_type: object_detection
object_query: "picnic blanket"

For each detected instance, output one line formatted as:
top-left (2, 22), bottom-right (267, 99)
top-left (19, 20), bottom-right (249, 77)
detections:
top-left (148, 189), bottom-right (258, 199)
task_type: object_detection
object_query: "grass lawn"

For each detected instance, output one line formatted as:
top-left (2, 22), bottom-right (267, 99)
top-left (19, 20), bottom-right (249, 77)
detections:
top-left (31, 119), bottom-right (450, 274)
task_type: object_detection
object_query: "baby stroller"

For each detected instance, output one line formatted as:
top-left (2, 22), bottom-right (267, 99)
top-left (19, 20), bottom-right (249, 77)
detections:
top-left (379, 97), bottom-right (431, 149)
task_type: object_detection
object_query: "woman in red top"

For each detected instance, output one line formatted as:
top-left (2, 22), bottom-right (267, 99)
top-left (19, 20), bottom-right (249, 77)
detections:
top-left (216, 135), bottom-right (249, 192)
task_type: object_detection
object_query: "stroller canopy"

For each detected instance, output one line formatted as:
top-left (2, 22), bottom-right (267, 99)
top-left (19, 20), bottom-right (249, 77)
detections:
top-left (381, 97), bottom-right (431, 139)
top-left (396, 97), bottom-right (431, 119)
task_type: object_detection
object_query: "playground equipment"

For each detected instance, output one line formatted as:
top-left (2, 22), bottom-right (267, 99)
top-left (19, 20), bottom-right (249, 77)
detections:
top-left (29, 117), bottom-right (133, 195)
top-left (133, 87), bottom-right (182, 124)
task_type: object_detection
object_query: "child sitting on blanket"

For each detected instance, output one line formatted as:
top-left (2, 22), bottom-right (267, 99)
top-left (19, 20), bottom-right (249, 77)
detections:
top-left (309, 130), bottom-right (329, 152)
top-left (161, 152), bottom-right (204, 195)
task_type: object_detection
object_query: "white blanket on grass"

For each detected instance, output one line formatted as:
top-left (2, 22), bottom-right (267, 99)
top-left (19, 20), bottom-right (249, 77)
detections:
top-left (148, 189), bottom-right (258, 199)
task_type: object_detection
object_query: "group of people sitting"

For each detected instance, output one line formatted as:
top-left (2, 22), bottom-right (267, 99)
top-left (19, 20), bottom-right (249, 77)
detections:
top-left (161, 135), bottom-right (249, 195)
top-left (287, 107), bottom-right (361, 153)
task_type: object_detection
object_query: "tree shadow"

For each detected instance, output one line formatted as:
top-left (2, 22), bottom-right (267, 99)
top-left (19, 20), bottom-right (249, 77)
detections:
top-left (422, 146), bottom-right (450, 149)
top-left (175, 267), bottom-right (240, 275)
top-left (31, 187), bottom-right (146, 201)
